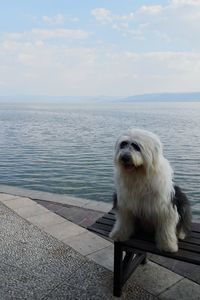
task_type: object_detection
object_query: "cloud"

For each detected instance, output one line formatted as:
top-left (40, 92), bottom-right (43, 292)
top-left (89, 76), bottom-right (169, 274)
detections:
top-left (91, 8), bottom-right (134, 32)
top-left (91, 3), bottom-right (200, 44)
top-left (91, 8), bottom-right (113, 24)
top-left (3, 28), bottom-right (90, 42)
top-left (1, 30), bottom-right (200, 96)
top-left (92, 8), bottom-right (151, 38)
top-left (31, 28), bottom-right (89, 40)
top-left (171, 0), bottom-right (200, 6)
top-left (42, 14), bottom-right (79, 25)
top-left (139, 5), bottom-right (163, 15)
top-left (1, 3), bottom-right (200, 96)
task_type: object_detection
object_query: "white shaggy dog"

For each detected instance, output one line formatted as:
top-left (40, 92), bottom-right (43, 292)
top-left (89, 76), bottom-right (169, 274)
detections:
top-left (109, 128), bottom-right (191, 253)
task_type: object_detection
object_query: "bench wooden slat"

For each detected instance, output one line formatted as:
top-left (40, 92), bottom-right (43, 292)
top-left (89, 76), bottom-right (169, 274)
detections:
top-left (191, 223), bottom-right (200, 232)
top-left (183, 237), bottom-right (200, 245)
top-left (178, 241), bottom-right (200, 253)
top-left (88, 211), bottom-right (200, 297)
top-left (123, 234), bottom-right (200, 253)
top-left (89, 224), bottom-right (200, 250)
top-left (90, 222), bottom-right (112, 233)
top-left (88, 211), bottom-right (200, 266)
top-left (91, 220), bottom-right (200, 245)
top-left (103, 213), bottom-right (116, 220)
top-left (189, 231), bottom-right (200, 239)
top-left (124, 238), bottom-right (200, 265)
top-left (97, 215), bottom-right (200, 235)
top-left (96, 218), bottom-right (114, 226)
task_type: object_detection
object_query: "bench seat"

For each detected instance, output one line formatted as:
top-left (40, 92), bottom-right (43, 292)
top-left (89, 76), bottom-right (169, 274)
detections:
top-left (88, 211), bottom-right (200, 297)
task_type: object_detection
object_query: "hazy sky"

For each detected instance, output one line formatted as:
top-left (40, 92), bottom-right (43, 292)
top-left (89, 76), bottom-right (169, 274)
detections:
top-left (1, 0), bottom-right (200, 97)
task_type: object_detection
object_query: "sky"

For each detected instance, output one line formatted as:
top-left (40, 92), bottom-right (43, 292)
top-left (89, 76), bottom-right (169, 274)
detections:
top-left (1, 0), bottom-right (200, 97)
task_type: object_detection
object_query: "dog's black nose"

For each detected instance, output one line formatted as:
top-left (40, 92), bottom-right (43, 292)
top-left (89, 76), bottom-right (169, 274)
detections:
top-left (121, 153), bottom-right (132, 164)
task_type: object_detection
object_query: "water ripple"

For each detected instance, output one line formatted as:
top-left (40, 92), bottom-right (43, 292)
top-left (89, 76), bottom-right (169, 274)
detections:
top-left (0, 102), bottom-right (199, 217)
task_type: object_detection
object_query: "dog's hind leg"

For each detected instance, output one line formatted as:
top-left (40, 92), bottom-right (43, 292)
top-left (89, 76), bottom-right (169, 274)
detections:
top-left (155, 206), bottom-right (179, 253)
top-left (173, 185), bottom-right (192, 240)
top-left (177, 228), bottom-right (186, 240)
top-left (109, 209), bottom-right (135, 242)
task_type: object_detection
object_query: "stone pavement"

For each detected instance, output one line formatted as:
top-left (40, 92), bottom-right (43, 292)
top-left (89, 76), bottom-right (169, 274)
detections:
top-left (0, 190), bottom-right (200, 299)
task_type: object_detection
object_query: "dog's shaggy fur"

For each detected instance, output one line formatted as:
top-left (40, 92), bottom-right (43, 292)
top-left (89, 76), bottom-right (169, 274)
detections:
top-left (109, 128), bottom-right (192, 253)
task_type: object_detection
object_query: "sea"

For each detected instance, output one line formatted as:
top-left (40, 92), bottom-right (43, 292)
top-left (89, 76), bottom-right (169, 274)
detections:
top-left (0, 101), bottom-right (199, 218)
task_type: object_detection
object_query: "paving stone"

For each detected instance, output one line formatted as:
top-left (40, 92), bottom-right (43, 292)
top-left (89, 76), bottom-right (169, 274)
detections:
top-left (34, 199), bottom-right (105, 228)
top-left (27, 211), bottom-right (66, 228)
top-left (1, 197), bottom-right (36, 209)
top-left (0, 185), bottom-right (36, 198)
top-left (0, 203), bottom-right (85, 270)
top-left (0, 262), bottom-right (51, 300)
top-left (34, 199), bottom-right (71, 211)
top-left (43, 219), bottom-right (86, 241)
top-left (1, 193), bottom-right (199, 300)
top-left (54, 205), bottom-right (104, 227)
top-left (66, 260), bottom-right (156, 300)
top-left (30, 245), bottom-right (87, 285)
top-left (0, 202), bottom-right (87, 298)
top-left (87, 244), bottom-right (114, 271)
top-left (31, 190), bottom-right (91, 207)
top-left (64, 231), bottom-right (112, 256)
top-left (0, 185), bottom-right (91, 207)
top-left (14, 204), bottom-right (49, 218)
top-left (43, 283), bottom-right (93, 300)
top-left (56, 195), bottom-right (91, 207)
top-left (0, 193), bottom-right (20, 201)
top-left (150, 254), bottom-right (200, 284)
top-left (44, 281), bottom-right (157, 300)
top-left (129, 261), bottom-right (182, 296)
top-left (159, 278), bottom-right (200, 300)
top-left (78, 210), bottom-right (104, 228)
top-left (83, 200), bottom-right (112, 213)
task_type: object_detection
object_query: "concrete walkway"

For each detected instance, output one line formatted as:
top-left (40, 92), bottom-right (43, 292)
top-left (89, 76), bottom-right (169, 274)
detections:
top-left (1, 190), bottom-right (200, 299)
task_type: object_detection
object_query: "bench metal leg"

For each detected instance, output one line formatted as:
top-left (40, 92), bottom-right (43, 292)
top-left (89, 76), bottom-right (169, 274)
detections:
top-left (113, 242), bottom-right (123, 297)
top-left (113, 242), bottom-right (147, 297)
top-left (141, 254), bottom-right (148, 265)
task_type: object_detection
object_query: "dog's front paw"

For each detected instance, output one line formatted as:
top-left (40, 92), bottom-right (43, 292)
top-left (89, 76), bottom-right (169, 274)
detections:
top-left (157, 240), bottom-right (178, 253)
top-left (109, 229), bottom-right (130, 242)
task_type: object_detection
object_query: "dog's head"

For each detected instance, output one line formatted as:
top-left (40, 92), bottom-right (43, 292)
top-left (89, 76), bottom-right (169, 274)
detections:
top-left (114, 128), bottom-right (163, 174)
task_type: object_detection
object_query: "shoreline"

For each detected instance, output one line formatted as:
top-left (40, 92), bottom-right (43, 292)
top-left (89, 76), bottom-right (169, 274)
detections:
top-left (0, 184), bottom-right (199, 222)
top-left (0, 184), bottom-right (112, 213)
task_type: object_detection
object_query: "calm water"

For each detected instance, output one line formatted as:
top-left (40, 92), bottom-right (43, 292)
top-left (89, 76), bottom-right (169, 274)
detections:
top-left (0, 101), bottom-right (199, 217)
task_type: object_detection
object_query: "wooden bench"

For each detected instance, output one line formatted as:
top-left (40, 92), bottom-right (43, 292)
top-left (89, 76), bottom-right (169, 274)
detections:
top-left (88, 211), bottom-right (200, 297)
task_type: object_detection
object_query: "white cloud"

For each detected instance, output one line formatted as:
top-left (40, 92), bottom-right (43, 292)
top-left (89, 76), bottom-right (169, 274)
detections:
top-left (139, 5), bottom-right (163, 15)
top-left (31, 28), bottom-right (89, 40)
top-left (91, 8), bottom-right (134, 28)
top-left (42, 14), bottom-right (79, 25)
top-left (124, 52), bottom-right (140, 61)
top-left (42, 14), bottom-right (65, 25)
top-left (1, 30), bottom-right (200, 96)
top-left (3, 28), bottom-right (90, 42)
top-left (91, 3), bottom-right (200, 44)
top-left (1, 4), bottom-right (200, 96)
top-left (92, 8), bottom-right (149, 38)
top-left (91, 8), bottom-right (112, 24)
top-left (171, 0), bottom-right (200, 6)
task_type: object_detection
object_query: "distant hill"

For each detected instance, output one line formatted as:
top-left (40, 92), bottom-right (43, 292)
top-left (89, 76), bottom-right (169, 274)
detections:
top-left (0, 92), bottom-right (200, 103)
top-left (121, 92), bottom-right (200, 102)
